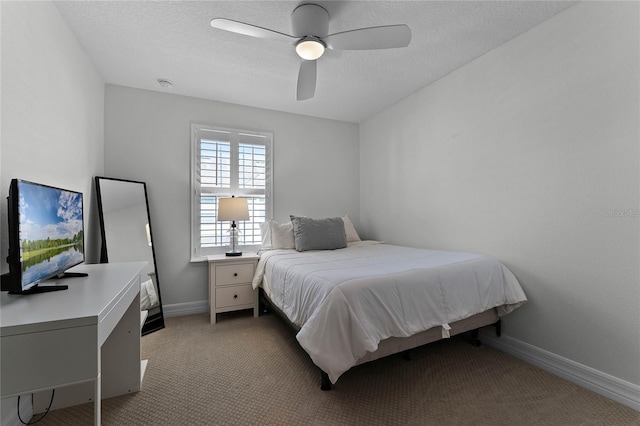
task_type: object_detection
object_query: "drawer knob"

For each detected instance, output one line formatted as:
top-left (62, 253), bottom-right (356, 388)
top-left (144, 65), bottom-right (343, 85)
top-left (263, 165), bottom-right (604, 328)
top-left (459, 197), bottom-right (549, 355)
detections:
top-left (233, 294), bottom-right (238, 299)
top-left (233, 273), bottom-right (238, 277)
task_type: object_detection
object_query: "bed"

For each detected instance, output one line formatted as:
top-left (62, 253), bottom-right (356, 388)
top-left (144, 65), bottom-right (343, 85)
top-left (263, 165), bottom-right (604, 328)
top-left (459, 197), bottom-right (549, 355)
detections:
top-left (252, 217), bottom-right (527, 389)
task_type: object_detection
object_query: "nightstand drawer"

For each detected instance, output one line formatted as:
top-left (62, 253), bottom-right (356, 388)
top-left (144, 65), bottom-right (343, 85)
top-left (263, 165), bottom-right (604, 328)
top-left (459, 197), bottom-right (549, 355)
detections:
top-left (215, 285), bottom-right (253, 308)
top-left (215, 263), bottom-right (254, 286)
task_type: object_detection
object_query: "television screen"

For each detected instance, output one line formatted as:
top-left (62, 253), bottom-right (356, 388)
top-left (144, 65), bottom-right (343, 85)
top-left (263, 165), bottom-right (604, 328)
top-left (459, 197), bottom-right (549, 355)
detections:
top-left (8, 179), bottom-right (85, 292)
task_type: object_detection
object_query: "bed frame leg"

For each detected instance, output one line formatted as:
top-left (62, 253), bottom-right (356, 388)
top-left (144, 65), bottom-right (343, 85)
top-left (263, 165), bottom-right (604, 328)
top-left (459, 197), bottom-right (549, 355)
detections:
top-left (494, 319), bottom-right (502, 337)
top-left (320, 371), bottom-right (332, 391)
top-left (258, 291), bottom-right (271, 316)
top-left (470, 329), bottom-right (481, 347)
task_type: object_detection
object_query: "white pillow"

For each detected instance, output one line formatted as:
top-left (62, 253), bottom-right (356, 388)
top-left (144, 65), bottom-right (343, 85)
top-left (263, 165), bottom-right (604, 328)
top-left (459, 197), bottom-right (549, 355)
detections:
top-left (270, 220), bottom-right (296, 249)
top-left (342, 214), bottom-right (361, 242)
top-left (260, 222), bottom-right (272, 250)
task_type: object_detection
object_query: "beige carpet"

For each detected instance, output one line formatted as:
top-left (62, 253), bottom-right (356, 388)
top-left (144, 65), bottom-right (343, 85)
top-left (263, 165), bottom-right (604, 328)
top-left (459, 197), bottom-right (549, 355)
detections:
top-left (37, 311), bottom-right (639, 425)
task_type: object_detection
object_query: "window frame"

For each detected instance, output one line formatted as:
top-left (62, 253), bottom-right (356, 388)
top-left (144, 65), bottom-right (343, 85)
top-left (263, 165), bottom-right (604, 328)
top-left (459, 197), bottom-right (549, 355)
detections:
top-left (190, 123), bottom-right (273, 261)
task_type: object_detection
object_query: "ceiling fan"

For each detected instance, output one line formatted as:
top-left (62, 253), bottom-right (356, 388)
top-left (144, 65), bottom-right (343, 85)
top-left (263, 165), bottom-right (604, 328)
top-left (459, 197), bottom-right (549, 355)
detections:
top-left (210, 3), bottom-right (412, 101)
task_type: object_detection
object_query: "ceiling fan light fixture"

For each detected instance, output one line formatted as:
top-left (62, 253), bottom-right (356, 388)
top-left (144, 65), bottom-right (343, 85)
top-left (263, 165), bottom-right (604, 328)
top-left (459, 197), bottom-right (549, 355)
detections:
top-left (296, 37), bottom-right (325, 60)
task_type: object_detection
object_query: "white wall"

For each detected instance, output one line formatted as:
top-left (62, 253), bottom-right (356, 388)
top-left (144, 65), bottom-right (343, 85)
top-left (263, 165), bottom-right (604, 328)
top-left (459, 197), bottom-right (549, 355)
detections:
top-left (104, 85), bottom-right (359, 308)
top-left (0, 1), bottom-right (105, 424)
top-left (1, 1), bottom-right (105, 267)
top-left (360, 0), bottom-right (639, 391)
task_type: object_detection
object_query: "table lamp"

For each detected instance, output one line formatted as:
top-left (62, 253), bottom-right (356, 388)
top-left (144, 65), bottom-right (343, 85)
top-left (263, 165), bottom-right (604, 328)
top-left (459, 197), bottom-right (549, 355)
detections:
top-left (217, 196), bottom-right (250, 256)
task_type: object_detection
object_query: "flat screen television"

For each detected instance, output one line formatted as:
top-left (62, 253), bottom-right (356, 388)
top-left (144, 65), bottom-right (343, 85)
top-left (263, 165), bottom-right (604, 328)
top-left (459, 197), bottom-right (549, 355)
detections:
top-left (4, 179), bottom-right (87, 294)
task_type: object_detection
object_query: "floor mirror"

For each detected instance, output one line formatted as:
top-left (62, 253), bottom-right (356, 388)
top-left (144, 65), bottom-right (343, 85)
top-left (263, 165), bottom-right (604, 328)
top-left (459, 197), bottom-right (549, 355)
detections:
top-left (95, 176), bottom-right (165, 335)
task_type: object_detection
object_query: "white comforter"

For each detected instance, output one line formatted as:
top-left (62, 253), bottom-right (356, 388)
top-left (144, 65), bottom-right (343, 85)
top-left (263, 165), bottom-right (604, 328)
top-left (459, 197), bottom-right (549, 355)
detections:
top-left (252, 241), bottom-right (526, 383)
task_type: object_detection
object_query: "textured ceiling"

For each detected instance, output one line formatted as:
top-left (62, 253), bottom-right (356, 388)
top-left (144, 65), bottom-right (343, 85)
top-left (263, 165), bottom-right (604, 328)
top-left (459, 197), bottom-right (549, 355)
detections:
top-left (54, 1), bottom-right (576, 123)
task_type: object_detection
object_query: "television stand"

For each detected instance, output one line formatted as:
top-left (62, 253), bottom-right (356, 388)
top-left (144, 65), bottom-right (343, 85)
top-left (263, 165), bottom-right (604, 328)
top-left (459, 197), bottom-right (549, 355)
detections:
top-left (2, 272), bottom-right (88, 294)
top-left (56, 272), bottom-right (89, 279)
top-left (18, 284), bottom-right (69, 294)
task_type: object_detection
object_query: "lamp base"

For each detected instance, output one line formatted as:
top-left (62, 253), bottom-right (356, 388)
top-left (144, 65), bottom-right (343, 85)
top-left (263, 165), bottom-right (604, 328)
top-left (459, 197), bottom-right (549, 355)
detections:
top-left (225, 251), bottom-right (243, 257)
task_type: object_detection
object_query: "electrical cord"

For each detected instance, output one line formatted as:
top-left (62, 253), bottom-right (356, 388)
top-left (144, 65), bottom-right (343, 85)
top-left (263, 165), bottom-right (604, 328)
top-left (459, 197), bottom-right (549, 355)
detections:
top-left (17, 389), bottom-right (55, 425)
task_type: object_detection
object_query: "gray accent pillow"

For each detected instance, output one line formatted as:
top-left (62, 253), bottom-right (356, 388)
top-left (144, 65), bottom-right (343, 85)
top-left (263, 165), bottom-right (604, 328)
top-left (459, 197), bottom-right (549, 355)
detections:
top-left (290, 216), bottom-right (347, 252)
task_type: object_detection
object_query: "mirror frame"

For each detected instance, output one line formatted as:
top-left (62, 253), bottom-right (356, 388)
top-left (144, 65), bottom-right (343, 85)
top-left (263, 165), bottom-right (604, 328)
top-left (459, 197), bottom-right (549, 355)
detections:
top-left (95, 176), bottom-right (165, 335)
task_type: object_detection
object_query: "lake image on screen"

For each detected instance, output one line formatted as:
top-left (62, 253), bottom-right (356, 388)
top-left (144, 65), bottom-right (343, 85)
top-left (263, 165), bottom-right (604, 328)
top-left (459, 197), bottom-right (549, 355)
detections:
top-left (18, 182), bottom-right (84, 286)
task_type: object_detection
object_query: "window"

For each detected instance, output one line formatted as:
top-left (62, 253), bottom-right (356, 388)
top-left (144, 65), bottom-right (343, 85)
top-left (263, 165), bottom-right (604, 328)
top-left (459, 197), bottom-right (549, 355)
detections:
top-left (191, 124), bottom-right (272, 260)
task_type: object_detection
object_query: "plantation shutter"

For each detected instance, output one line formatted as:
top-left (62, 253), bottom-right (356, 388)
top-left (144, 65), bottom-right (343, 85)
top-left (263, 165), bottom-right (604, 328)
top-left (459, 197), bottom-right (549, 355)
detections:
top-left (192, 125), bottom-right (272, 259)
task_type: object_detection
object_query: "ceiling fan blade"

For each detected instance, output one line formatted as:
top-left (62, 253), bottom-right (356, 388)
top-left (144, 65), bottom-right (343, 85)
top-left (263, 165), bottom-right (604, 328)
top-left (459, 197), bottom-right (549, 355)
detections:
top-left (210, 18), bottom-right (295, 43)
top-left (324, 25), bottom-right (411, 50)
top-left (297, 60), bottom-right (317, 101)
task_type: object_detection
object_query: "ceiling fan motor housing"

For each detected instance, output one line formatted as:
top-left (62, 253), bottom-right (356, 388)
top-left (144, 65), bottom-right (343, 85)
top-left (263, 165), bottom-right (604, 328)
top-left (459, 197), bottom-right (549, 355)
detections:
top-left (291, 4), bottom-right (329, 38)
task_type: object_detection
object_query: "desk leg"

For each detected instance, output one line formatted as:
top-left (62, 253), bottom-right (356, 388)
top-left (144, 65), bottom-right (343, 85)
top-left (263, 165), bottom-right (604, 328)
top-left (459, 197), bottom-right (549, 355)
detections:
top-left (95, 374), bottom-right (101, 426)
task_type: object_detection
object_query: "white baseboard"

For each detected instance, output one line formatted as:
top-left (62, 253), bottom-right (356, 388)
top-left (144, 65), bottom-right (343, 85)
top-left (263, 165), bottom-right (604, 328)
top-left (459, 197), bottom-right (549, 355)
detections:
top-left (162, 300), bottom-right (208, 318)
top-left (479, 330), bottom-right (640, 412)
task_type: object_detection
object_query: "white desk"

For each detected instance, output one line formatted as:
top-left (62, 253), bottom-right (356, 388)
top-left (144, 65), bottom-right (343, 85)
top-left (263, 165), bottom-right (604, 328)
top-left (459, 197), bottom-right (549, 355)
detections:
top-left (0, 262), bottom-right (146, 425)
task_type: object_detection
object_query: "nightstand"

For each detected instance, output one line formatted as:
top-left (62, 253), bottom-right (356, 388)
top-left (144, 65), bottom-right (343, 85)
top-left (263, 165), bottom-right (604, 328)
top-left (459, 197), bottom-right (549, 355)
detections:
top-left (207, 253), bottom-right (260, 324)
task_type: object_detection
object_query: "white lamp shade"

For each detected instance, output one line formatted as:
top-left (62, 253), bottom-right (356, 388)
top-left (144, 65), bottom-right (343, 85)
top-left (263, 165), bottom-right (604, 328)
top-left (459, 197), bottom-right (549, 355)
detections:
top-left (218, 197), bottom-right (250, 221)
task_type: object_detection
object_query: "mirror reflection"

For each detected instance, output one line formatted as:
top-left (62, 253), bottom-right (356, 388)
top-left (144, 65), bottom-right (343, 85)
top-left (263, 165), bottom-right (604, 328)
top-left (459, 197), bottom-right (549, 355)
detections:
top-left (95, 177), bottom-right (165, 335)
